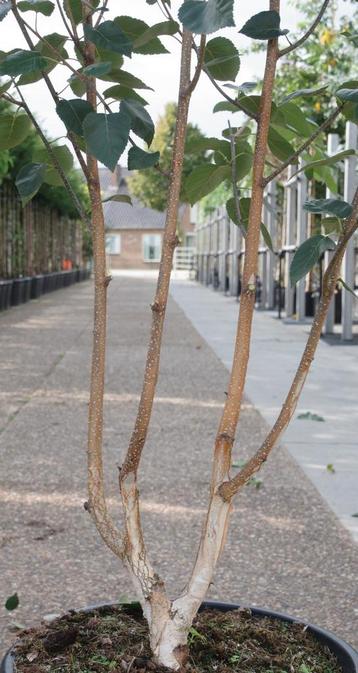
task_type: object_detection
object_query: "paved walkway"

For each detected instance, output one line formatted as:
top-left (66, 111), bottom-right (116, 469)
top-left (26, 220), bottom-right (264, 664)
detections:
top-left (0, 277), bottom-right (357, 655)
top-left (171, 280), bottom-right (358, 543)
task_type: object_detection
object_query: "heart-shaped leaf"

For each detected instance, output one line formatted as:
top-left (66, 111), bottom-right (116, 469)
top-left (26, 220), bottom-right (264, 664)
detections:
top-left (303, 198), bottom-right (353, 219)
top-left (128, 146), bottom-right (160, 170)
top-left (290, 235), bottom-right (336, 285)
top-left (83, 111), bottom-right (131, 171)
top-left (0, 50), bottom-right (49, 76)
top-left (204, 37), bottom-right (240, 81)
top-left (0, 1), bottom-right (11, 21)
top-left (32, 145), bottom-right (74, 186)
top-left (56, 99), bottom-right (93, 136)
top-left (239, 11), bottom-right (289, 40)
top-left (17, 0), bottom-right (55, 15)
top-left (178, 0), bottom-right (234, 34)
top-left (0, 114), bottom-right (32, 150)
top-left (84, 21), bottom-right (132, 57)
top-left (16, 163), bottom-right (46, 205)
top-left (120, 100), bottom-right (154, 146)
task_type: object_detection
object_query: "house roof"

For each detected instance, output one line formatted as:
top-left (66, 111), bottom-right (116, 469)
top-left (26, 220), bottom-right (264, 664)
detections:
top-left (99, 166), bottom-right (167, 231)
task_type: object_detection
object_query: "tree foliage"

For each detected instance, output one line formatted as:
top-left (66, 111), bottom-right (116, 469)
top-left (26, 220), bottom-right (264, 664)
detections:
top-left (127, 102), bottom-right (207, 211)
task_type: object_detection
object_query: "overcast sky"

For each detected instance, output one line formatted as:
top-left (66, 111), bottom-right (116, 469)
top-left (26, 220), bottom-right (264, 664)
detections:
top-left (0, 1), bottom-right (348, 150)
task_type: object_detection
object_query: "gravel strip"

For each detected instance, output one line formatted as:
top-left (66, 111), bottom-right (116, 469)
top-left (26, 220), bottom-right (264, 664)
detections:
top-left (0, 277), bottom-right (357, 655)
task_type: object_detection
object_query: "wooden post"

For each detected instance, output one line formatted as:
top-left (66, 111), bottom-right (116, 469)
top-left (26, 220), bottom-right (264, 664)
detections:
top-left (342, 121), bottom-right (358, 341)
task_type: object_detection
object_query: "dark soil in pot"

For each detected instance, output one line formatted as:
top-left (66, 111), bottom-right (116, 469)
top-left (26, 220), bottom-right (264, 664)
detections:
top-left (3, 602), bottom-right (356, 673)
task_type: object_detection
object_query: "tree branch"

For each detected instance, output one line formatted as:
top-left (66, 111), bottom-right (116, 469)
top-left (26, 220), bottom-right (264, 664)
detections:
top-left (279, 0), bottom-right (331, 57)
top-left (174, 0), bottom-right (281, 625)
top-left (219, 185), bottom-right (358, 500)
top-left (185, 34), bottom-right (206, 96)
top-left (83, 6), bottom-right (124, 560)
top-left (263, 104), bottom-right (343, 186)
top-left (203, 64), bottom-right (259, 121)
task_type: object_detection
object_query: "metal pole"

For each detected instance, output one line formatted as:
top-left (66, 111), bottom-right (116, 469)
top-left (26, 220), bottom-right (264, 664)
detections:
top-left (296, 165), bottom-right (308, 321)
top-left (342, 121), bottom-right (358, 340)
top-left (284, 165), bottom-right (297, 317)
top-left (323, 133), bottom-right (339, 334)
top-left (266, 180), bottom-right (277, 309)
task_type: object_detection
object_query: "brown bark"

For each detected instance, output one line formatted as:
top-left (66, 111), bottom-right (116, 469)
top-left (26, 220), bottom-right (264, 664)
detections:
top-left (84, 9), bottom-right (123, 558)
top-left (211, 0), bottom-right (280, 493)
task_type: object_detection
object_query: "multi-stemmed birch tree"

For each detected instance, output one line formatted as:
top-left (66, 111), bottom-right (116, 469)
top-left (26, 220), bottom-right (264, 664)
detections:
top-left (1, 0), bottom-right (357, 668)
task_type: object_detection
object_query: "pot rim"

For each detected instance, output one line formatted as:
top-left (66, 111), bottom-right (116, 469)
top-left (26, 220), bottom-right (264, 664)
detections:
top-left (1, 600), bottom-right (357, 673)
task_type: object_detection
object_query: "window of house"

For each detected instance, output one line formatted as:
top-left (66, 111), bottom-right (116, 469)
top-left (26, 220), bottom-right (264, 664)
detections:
top-left (143, 234), bottom-right (162, 262)
top-left (105, 233), bottom-right (121, 255)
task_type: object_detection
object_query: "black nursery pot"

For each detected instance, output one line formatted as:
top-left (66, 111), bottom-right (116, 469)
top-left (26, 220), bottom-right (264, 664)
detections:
top-left (11, 277), bottom-right (31, 306)
top-left (1, 601), bottom-right (357, 673)
top-left (30, 275), bottom-right (44, 300)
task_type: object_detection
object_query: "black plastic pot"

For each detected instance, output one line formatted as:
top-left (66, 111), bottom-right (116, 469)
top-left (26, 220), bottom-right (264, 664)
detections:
top-left (11, 277), bottom-right (31, 306)
top-left (1, 601), bottom-right (357, 673)
top-left (0, 280), bottom-right (13, 312)
top-left (30, 275), bottom-right (44, 300)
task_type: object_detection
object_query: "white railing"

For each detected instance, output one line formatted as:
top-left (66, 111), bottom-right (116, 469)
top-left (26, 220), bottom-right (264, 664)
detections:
top-left (173, 246), bottom-right (196, 271)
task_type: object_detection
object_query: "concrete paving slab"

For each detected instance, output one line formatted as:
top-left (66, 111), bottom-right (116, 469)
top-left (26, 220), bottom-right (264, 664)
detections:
top-left (170, 280), bottom-right (358, 542)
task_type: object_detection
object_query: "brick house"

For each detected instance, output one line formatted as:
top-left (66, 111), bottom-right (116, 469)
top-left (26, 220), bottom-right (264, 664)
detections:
top-left (100, 166), bottom-right (195, 270)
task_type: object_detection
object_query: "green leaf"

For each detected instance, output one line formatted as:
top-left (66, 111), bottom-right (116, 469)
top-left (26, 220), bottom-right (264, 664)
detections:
top-left (68, 74), bottom-right (87, 97)
top-left (336, 88), bottom-right (358, 102)
top-left (290, 150), bottom-right (355, 180)
top-left (239, 10), bottom-right (289, 40)
top-left (303, 198), bottom-right (353, 219)
top-left (0, 81), bottom-right (11, 95)
top-left (281, 85), bottom-right (328, 105)
top-left (290, 235), bottom-right (336, 286)
top-left (120, 100), bottom-right (154, 146)
top-left (128, 146), bottom-right (160, 170)
top-left (83, 111), bottom-right (131, 171)
top-left (15, 163), bottom-right (46, 205)
top-left (274, 102), bottom-right (317, 137)
top-left (0, 114), bottom-right (32, 150)
top-left (64, 0), bottom-right (100, 25)
top-left (103, 85), bottom-right (148, 106)
top-left (338, 277), bottom-right (358, 299)
top-left (0, 50), bottom-right (49, 76)
top-left (115, 16), bottom-right (168, 55)
top-left (297, 411), bottom-right (325, 422)
top-left (83, 62), bottom-right (112, 77)
top-left (32, 145), bottom-right (74, 186)
top-left (204, 37), bottom-right (240, 82)
top-left (18, 33), bottom-right (68, 85)
top-left (68, 75), bottom-right (87, 98)
top-left (133, 20), bottom-right (179, 48)
top-left (178, 0), bottom-right (234, 34)
top-left (102, 194), bottom-right (132, 205)
top-left (56, 99), bottom-right (94, 136)
top-left (213, 101), bottom-right (239, 114)
top-left (268, 127), bottom-right (296, 163)
top-left (5, 593), bottom-right (20, 611)
top-left (184, 164), bottom-right (231, 205)
top-left (102, 69), bottom-right (152, 90)
top-left (84, 21), bottom-right (132, 57)
top-left (185, 136), bottom-right (228, 153)
top-left (0, 1), bottom-right (11, 21)
top-left (261, 222), bottom-right (274, 251)
top-left (17, 0), bottom-right (54, 15)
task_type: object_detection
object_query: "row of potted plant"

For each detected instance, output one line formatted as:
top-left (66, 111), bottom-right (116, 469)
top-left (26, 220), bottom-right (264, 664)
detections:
top-left (0, 268), bottom-right (91, 313)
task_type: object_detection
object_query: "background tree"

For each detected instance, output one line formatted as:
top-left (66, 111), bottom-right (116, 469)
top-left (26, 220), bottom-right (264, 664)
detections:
top-left (274, 0), bottom-right (358, 127)
top-left (128, 102), bottom-right (207, 211)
